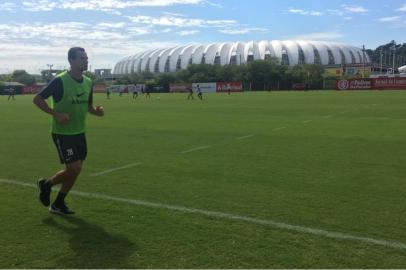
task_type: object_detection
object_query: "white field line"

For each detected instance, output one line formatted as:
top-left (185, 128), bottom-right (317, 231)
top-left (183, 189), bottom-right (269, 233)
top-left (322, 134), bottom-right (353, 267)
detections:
top-left (273, 126), bottom-right (287, 131)
top-left (2, 178), bottom-right (406, 251)
top-left (302, 120), bottom-right (313, 124)
top-left (180, 145), bottom-right (211, 154)
top-left (323, 115), bottom-right (333, 119)
top-left (91, 162), bottom-right (142, 177)
top-left (236, 134), bottom-right (255, 140)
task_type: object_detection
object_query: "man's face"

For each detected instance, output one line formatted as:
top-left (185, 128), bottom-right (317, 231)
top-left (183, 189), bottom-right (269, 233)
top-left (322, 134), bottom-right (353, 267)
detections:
top-left (70, 51), bottom-right (88, 72)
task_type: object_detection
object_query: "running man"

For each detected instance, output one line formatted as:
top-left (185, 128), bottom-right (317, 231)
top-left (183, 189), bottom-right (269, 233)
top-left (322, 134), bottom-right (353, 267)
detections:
top-left (132, 85), bottom-right (138, 99)
top-left (187, 86), bottom-right (194, 100)
top-left (106, 87), bottom-right (111, 99)
top-left (7, 87), bottom-right (16, 100)
top-left (196, 84), bottom-right (203, 100)
top-left (33, 47), bottom-right (104, 215)
top-left (145, 85), bottom-right (151, 98)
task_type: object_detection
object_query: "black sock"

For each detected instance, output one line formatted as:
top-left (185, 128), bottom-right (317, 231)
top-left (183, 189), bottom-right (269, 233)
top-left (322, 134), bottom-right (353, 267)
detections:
top-left (54, 192), bottom-right (67, 206)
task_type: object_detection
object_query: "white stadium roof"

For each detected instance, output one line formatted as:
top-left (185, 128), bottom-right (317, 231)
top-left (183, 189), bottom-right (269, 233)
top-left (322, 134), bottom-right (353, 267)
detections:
top-left (113, 40), bottom-right (371, 75)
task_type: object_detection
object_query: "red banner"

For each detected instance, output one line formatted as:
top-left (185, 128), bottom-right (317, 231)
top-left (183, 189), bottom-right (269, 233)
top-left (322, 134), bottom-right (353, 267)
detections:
top-left (292, 83), bottom-right (306, 90)
top-left (216, 82), bottom-right (243, 92)
top-left (22, 85), bottom-right (43, 94)
top-left (93, 84), bottom-right (106, 93)
top-left (336, 79), bottom-right (372, 90)
top-left (372, 77), bottom-right (406, 89)
top-left (337, 78), bottom-right (406, 90)
top-left (170, 83), bottom-right (192, 93)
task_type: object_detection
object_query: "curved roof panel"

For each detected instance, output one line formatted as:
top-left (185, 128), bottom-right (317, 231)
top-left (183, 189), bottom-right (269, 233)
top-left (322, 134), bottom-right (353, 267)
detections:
top-left (113, 40), bottom-right (371, 75)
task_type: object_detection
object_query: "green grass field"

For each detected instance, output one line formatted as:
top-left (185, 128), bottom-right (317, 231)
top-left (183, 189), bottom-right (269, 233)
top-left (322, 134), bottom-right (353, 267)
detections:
top-left (1, 90), bottom-right (406, 268)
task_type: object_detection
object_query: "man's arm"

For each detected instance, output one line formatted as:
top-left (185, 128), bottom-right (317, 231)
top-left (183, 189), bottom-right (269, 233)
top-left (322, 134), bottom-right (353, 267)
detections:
top-left (88, 86), bottom-right (104, 117)
top-left (33, 78), bottom-right (70, 124)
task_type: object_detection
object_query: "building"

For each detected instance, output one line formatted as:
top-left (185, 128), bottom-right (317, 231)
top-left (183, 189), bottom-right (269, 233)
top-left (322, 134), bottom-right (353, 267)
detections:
top-left (113, 40), bottom-right (371, 75)
top-left (94, 69), bottom-right (112, 78)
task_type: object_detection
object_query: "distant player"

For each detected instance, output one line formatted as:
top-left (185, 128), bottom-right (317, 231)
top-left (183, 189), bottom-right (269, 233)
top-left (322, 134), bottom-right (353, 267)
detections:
top-left (187, 86), bottom-right (194, 100)
top-left (132, 85), bottom-right (138, 99)
top-left (145, 85), bottom-right (151, 98)
top-left (106, 87), bottom-right (111, 99)
top-left (196, 84), bottom-right (203, 100)
top-left (7, 87), bottom-right (16, 101)
top-left (226, 83), bottom-right (231, 95)
top-left (33, 47), bottom-right (104, 215)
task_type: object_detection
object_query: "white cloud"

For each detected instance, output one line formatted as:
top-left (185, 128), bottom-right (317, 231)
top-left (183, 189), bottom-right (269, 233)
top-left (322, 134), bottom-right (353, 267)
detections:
top-left (21, 0), bottom-right (210, 13)
top-left (177, 30), bottom-right (199, 36)
top-left (95, 22), bottom-right (127, 29)
top-left (378, 16), bottom-right (402, 22)
top-left (0, 2), bottom-right (17, 12)
top-left (293, 31), bottom-right (344, 40)
top-left (398, 4), bottom-right (406, 12)
top-left (288, 8), bottom-right (323, 16)
top-left (127, 14), bottom-right (237, 28)
top-left (0, 40), bottom-right (181, 74)
top-left (219, 27), bottom-right (268, 35)
top-left (342, 5), bottom-right (368, 13)
top-left (327, 9), bottom-right (345, 16)
top-left (23, 0), bottom-right (58, 11)
top-left (0, 22), bottom-right (127, 41)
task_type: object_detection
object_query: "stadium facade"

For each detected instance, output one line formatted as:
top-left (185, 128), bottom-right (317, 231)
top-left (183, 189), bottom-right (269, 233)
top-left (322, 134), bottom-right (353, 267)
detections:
top-left (113, 40), bottom-right (371, 75)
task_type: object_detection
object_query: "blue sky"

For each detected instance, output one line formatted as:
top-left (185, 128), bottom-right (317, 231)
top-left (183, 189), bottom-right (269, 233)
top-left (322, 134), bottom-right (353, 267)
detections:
top-left (0, 0), bottom-right (405, 74)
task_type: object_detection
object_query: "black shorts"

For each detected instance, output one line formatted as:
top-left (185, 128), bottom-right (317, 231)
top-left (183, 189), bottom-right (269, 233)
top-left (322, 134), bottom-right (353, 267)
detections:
top-left (52, 133), bottom-right (87, 164)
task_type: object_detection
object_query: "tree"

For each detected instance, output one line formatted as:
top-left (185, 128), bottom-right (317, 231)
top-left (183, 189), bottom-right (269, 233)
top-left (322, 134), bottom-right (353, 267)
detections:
top-left (11, 70), bottom-right (36, 85)
top-left (155, 73), bottom-right (176, 91)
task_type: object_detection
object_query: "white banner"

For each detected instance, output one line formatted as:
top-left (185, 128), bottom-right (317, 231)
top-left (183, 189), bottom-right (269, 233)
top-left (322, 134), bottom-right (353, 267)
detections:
top-left (192, 82), bottom-right (217, 93)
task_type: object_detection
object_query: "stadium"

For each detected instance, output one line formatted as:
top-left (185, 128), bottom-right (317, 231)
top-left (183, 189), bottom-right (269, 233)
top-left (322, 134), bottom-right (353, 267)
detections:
top-left (113, 40), bottom-right (371, 75)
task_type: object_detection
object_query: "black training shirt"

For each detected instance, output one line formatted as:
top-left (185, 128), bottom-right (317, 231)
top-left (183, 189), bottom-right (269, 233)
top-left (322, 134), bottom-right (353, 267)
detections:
top-left (39, 76), bottom-right (93, 105)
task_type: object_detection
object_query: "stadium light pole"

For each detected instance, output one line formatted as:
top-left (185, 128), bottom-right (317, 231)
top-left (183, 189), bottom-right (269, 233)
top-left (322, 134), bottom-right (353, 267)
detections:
top-left (46, 64), bottom-right (53, 82)
top-left (362, 45), bottom-right (365, 78)
top-left (47, 64), bottom-right (53, 72)
top-left (392, 41), bottom-right (396, 74)
top-left (380, 48), bottom-right (383, 75)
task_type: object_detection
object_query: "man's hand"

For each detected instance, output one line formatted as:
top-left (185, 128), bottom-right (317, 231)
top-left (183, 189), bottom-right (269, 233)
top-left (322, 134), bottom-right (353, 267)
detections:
top-left (54, 112), bottom-right (70, 125)
top-left (95, 105), bottom-right (104, 117)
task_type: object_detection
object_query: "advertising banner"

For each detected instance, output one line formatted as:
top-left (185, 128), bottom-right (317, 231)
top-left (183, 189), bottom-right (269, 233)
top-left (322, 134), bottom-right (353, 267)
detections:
top-left (292, 83), bottom-right (307, 90)
top-left (192, 82), bottom-right (217, 93)
top-left (216, 82), bottom-right (243, 92)
top-left (337, 78), bottom-right (406, 90)
top-left (22, 85), bottom-right (43, 94)
top-left (135, 84), bottom-right (146, 92)
top-left (93, 84), bottom-right (106, 93)
top-left (372, 77), bottom-right (406, 89)
top-left (170, 83), bottom-right (192, 93)
top-left (336, 79), bottom-right (372, 90)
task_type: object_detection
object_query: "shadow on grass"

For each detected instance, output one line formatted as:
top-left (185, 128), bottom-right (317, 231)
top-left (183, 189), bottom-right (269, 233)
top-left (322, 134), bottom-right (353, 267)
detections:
top-left (43, 215), bottom-right (136, 268)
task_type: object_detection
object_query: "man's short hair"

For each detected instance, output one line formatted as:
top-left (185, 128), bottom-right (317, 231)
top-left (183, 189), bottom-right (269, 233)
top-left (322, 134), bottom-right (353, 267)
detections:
top-left (68, 47), bottom-right (85, 61)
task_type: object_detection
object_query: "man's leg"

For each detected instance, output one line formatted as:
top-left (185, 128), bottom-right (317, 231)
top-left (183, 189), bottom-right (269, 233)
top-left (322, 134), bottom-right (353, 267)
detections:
top-left (49, 160), bottom-right (82, 214)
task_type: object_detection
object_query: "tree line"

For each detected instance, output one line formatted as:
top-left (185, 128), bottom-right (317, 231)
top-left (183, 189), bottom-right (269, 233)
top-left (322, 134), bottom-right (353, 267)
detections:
top-left (366, 40), bottom-right (406, 68)
top-left (116, 57), bottom-right (325, 91)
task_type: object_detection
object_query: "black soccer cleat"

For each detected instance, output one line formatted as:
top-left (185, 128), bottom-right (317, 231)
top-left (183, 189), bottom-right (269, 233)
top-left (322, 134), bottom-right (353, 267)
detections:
top-left (37, 178), bottom-right (51, 207)
top-left (49, 203), bottom-right (75, 215)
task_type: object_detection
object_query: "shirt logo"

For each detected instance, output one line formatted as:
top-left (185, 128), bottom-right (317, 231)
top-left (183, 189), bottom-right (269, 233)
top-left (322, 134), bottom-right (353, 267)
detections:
top-left (77, 92), bottom-right (85, 97)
